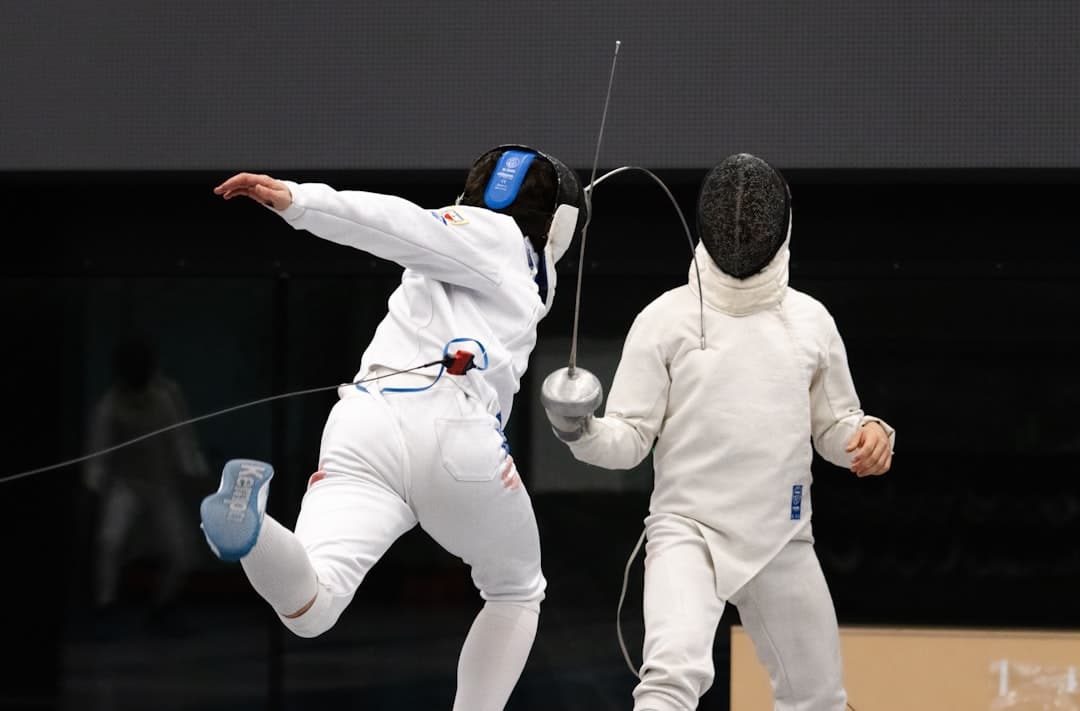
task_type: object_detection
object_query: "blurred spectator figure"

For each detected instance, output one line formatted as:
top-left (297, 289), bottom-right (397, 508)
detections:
top-left (83, 332), bottom-right (209, 634)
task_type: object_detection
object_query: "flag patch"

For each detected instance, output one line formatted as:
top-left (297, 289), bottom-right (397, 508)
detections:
top-left (441, 209), bottom-right (468, 225)
top-left (431, 209), bottom-right (469, 226)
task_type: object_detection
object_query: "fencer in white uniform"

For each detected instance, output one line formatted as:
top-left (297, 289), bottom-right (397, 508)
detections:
top-left (84, 335), bottom-right (209, 616)
top-left (543, 154), bottom-right (895, 711)
top-left (200, 145), bottom-right (587, 711)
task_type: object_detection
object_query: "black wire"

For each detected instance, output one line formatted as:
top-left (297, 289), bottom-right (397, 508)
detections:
top-left (0, 358), bottom-right (447, 485)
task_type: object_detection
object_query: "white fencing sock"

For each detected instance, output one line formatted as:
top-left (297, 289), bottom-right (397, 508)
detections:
top-left (453, 600), bottom-right (540, 711)
top-left (239, 514), bottom-right (319, 617)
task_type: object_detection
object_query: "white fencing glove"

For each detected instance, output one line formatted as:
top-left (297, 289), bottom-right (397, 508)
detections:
top-left (545, 410), bottom-right (594, 442)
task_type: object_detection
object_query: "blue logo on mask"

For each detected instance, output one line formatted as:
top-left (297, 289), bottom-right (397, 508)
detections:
top-left (484, 150), bottom-right (537, 209)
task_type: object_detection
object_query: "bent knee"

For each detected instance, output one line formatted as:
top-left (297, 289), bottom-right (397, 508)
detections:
top-left (483, 597), bottom-right (541, 617)
top-left (277, 585), bottom-right (345, 639)
top-left (478, 570), bottom-right (546, 610)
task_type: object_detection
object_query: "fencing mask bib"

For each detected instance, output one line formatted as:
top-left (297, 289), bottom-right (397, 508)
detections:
top-left (696, 153), bottom-right (791, 279)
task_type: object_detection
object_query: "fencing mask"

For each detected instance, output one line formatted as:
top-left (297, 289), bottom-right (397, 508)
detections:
top-left (696, 153), bottom-right (791, 279)
top-left (459, 144), bottom-right (588, 265)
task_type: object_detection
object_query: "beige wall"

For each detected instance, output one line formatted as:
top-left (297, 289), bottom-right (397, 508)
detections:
top-left (730, 625), bottom-right (1080, 711)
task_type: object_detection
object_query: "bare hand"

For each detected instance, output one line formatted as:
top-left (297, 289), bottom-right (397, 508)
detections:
top-left (213, 172), bottom-right (293, 211)
top-left (845, 422), bottom-right (892, 477)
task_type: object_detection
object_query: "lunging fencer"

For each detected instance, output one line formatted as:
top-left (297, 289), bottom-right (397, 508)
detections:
top-left (199, 145), bottom-right (587, 711)
top-left (542, 153), bottom-right (895, 711)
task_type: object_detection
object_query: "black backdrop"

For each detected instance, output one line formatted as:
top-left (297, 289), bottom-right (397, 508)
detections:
top-left (1, 167), bottom-right (1078, 709)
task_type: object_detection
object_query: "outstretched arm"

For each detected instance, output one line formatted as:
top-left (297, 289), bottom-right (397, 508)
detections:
top-left (213, 173), bottom-right (510, 290)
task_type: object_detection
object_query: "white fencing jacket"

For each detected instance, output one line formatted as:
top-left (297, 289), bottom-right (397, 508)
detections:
top-left (276, 182), bottom-right (551, 423)
top-left (567, 237), bottom-right (895, 598)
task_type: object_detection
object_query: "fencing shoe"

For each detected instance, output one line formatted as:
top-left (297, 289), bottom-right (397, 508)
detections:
top-left (200, 458), bottom-right (274, 561)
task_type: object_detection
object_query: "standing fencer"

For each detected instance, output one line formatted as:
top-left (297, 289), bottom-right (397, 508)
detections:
top-left (84, 332), bottom-right (209, 630)
top-left (200, 145), bottom-right (587, 711)
top-left (543, 153), bottom-right (894, 711)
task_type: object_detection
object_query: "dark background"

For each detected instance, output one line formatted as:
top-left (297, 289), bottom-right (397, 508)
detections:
top-left (1, 168), bottom-right (1078, 710)
top-left (2, 1), bottom-right (1079, 709)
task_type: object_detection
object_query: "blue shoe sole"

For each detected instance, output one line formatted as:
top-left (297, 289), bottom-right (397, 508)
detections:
top-left (200, 458), bottom-right (274, 561)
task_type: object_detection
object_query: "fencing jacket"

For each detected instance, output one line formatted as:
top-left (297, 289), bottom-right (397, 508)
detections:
top-left (566, 237), bottom-right (895, 599)
top-left (275, 182), bottom-right (551, 424)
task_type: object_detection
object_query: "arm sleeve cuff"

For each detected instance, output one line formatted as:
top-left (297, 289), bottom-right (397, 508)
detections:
top-left (860, 416), bottom-right (896, 450)
top-left (274, 180), bottom-right (306, 222)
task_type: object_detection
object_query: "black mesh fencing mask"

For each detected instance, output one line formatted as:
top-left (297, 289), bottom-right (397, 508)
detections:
top-left (696, 153), bottom-right (791, 279)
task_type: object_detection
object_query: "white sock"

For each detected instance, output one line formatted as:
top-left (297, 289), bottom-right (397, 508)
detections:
top-left (453, 600), bottom-right (540, 711)
top-left (239, 514), bottom-right (319, 616)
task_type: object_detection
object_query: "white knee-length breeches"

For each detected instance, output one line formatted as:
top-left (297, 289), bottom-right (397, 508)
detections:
top-left (285, 377), bottom-right (546, 637)
top-left (634, 514), bottom-right (845, 711)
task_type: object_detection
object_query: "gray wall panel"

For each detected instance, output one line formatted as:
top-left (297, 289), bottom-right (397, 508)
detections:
top-left (2, 1), bottom-right (1077, 169)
